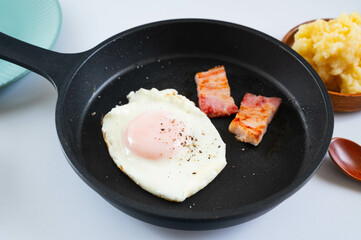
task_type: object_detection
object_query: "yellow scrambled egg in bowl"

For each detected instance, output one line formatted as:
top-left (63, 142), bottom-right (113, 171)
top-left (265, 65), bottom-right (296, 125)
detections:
top-left (292, 12), bottom-right (361, 94)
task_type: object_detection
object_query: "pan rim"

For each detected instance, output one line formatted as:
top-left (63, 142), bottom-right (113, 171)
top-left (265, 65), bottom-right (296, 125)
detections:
top-left (55, 18), bottom-right (334, 225)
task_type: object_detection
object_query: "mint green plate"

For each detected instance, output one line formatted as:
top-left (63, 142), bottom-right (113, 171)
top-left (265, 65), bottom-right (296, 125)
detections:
top-left (0, 0), bottom-right (62, 88)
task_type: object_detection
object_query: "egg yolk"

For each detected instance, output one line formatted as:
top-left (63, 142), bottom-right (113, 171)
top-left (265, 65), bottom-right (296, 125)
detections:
top-left (124, 111), bottom-right (186, 160)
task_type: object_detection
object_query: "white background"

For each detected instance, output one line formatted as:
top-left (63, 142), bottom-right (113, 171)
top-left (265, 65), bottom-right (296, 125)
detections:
top-left (1, 0), bottom-right (361, 239)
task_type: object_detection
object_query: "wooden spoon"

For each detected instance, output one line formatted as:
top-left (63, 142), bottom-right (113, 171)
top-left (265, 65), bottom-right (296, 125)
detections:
top-left (328, 137), bottom-right (361, 182)
top-left (282, 19), bottom-right (361, 112)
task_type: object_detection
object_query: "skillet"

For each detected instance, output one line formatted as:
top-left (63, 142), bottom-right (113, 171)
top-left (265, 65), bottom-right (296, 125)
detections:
top-left (0, 19), bottom-right (333, 230)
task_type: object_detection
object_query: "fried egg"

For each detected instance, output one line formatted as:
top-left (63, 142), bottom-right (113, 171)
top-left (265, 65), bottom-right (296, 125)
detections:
top-left (101, 88), bottom-right (226, 202)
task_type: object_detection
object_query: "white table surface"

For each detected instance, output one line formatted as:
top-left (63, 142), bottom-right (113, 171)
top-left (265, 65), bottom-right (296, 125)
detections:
top-left (1, 0), bottom-right (361, 239)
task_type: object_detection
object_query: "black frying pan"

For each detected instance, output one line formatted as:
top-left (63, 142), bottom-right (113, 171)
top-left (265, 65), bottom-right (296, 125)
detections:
top-left (0, 19), bottom-right (333, 230)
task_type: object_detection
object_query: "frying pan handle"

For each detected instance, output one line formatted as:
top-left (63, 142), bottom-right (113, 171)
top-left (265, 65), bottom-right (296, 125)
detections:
top-left (0, 32), bottom-right (90, 91)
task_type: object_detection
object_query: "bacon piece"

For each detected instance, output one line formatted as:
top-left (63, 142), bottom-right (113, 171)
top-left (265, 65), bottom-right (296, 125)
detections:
top-left (229, 93), bottom-right (281, 146)
top-left (195, 66), bottom-right (238, 118)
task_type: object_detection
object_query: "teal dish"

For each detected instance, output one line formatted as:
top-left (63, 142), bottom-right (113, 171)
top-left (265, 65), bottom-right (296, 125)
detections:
top-left (0, 0), bottom-right (61, 88)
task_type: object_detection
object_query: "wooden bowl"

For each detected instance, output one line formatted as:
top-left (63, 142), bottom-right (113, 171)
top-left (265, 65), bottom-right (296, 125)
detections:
top-left (282, 19), bottom-right (361, 112)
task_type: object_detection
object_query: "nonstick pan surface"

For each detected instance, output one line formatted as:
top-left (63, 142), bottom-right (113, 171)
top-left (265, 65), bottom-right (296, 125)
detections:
top-left (0, 19), bottom-right (333, 230)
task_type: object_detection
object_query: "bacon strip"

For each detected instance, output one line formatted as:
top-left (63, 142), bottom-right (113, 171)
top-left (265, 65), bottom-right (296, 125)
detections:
top-left (195, 66), bottom-right (238, 118)
top-left (229, 93), bottom-right (281, 146)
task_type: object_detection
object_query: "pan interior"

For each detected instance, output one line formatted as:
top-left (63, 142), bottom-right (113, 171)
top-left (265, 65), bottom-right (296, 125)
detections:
top-left (57, 21), bottom-right (331, 224)
top-left (79, 55), bottom-right (306, 213)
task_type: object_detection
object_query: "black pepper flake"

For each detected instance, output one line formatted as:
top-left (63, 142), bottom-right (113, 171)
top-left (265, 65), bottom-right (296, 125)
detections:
top-left (192, 172), bottom-right (196, 175)
top-left (199, 150), bottom-right (202, 153)
top-left (218, 145), bottom-right (221, 148)
top-left (161, 128), bottom-right (165, 131)
top-left (179, 133), bottom-right (182, 136)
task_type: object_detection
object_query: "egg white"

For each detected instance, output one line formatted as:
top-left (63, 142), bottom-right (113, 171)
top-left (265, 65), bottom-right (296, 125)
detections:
top-left (101, 88), bottom-right (226, 202)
